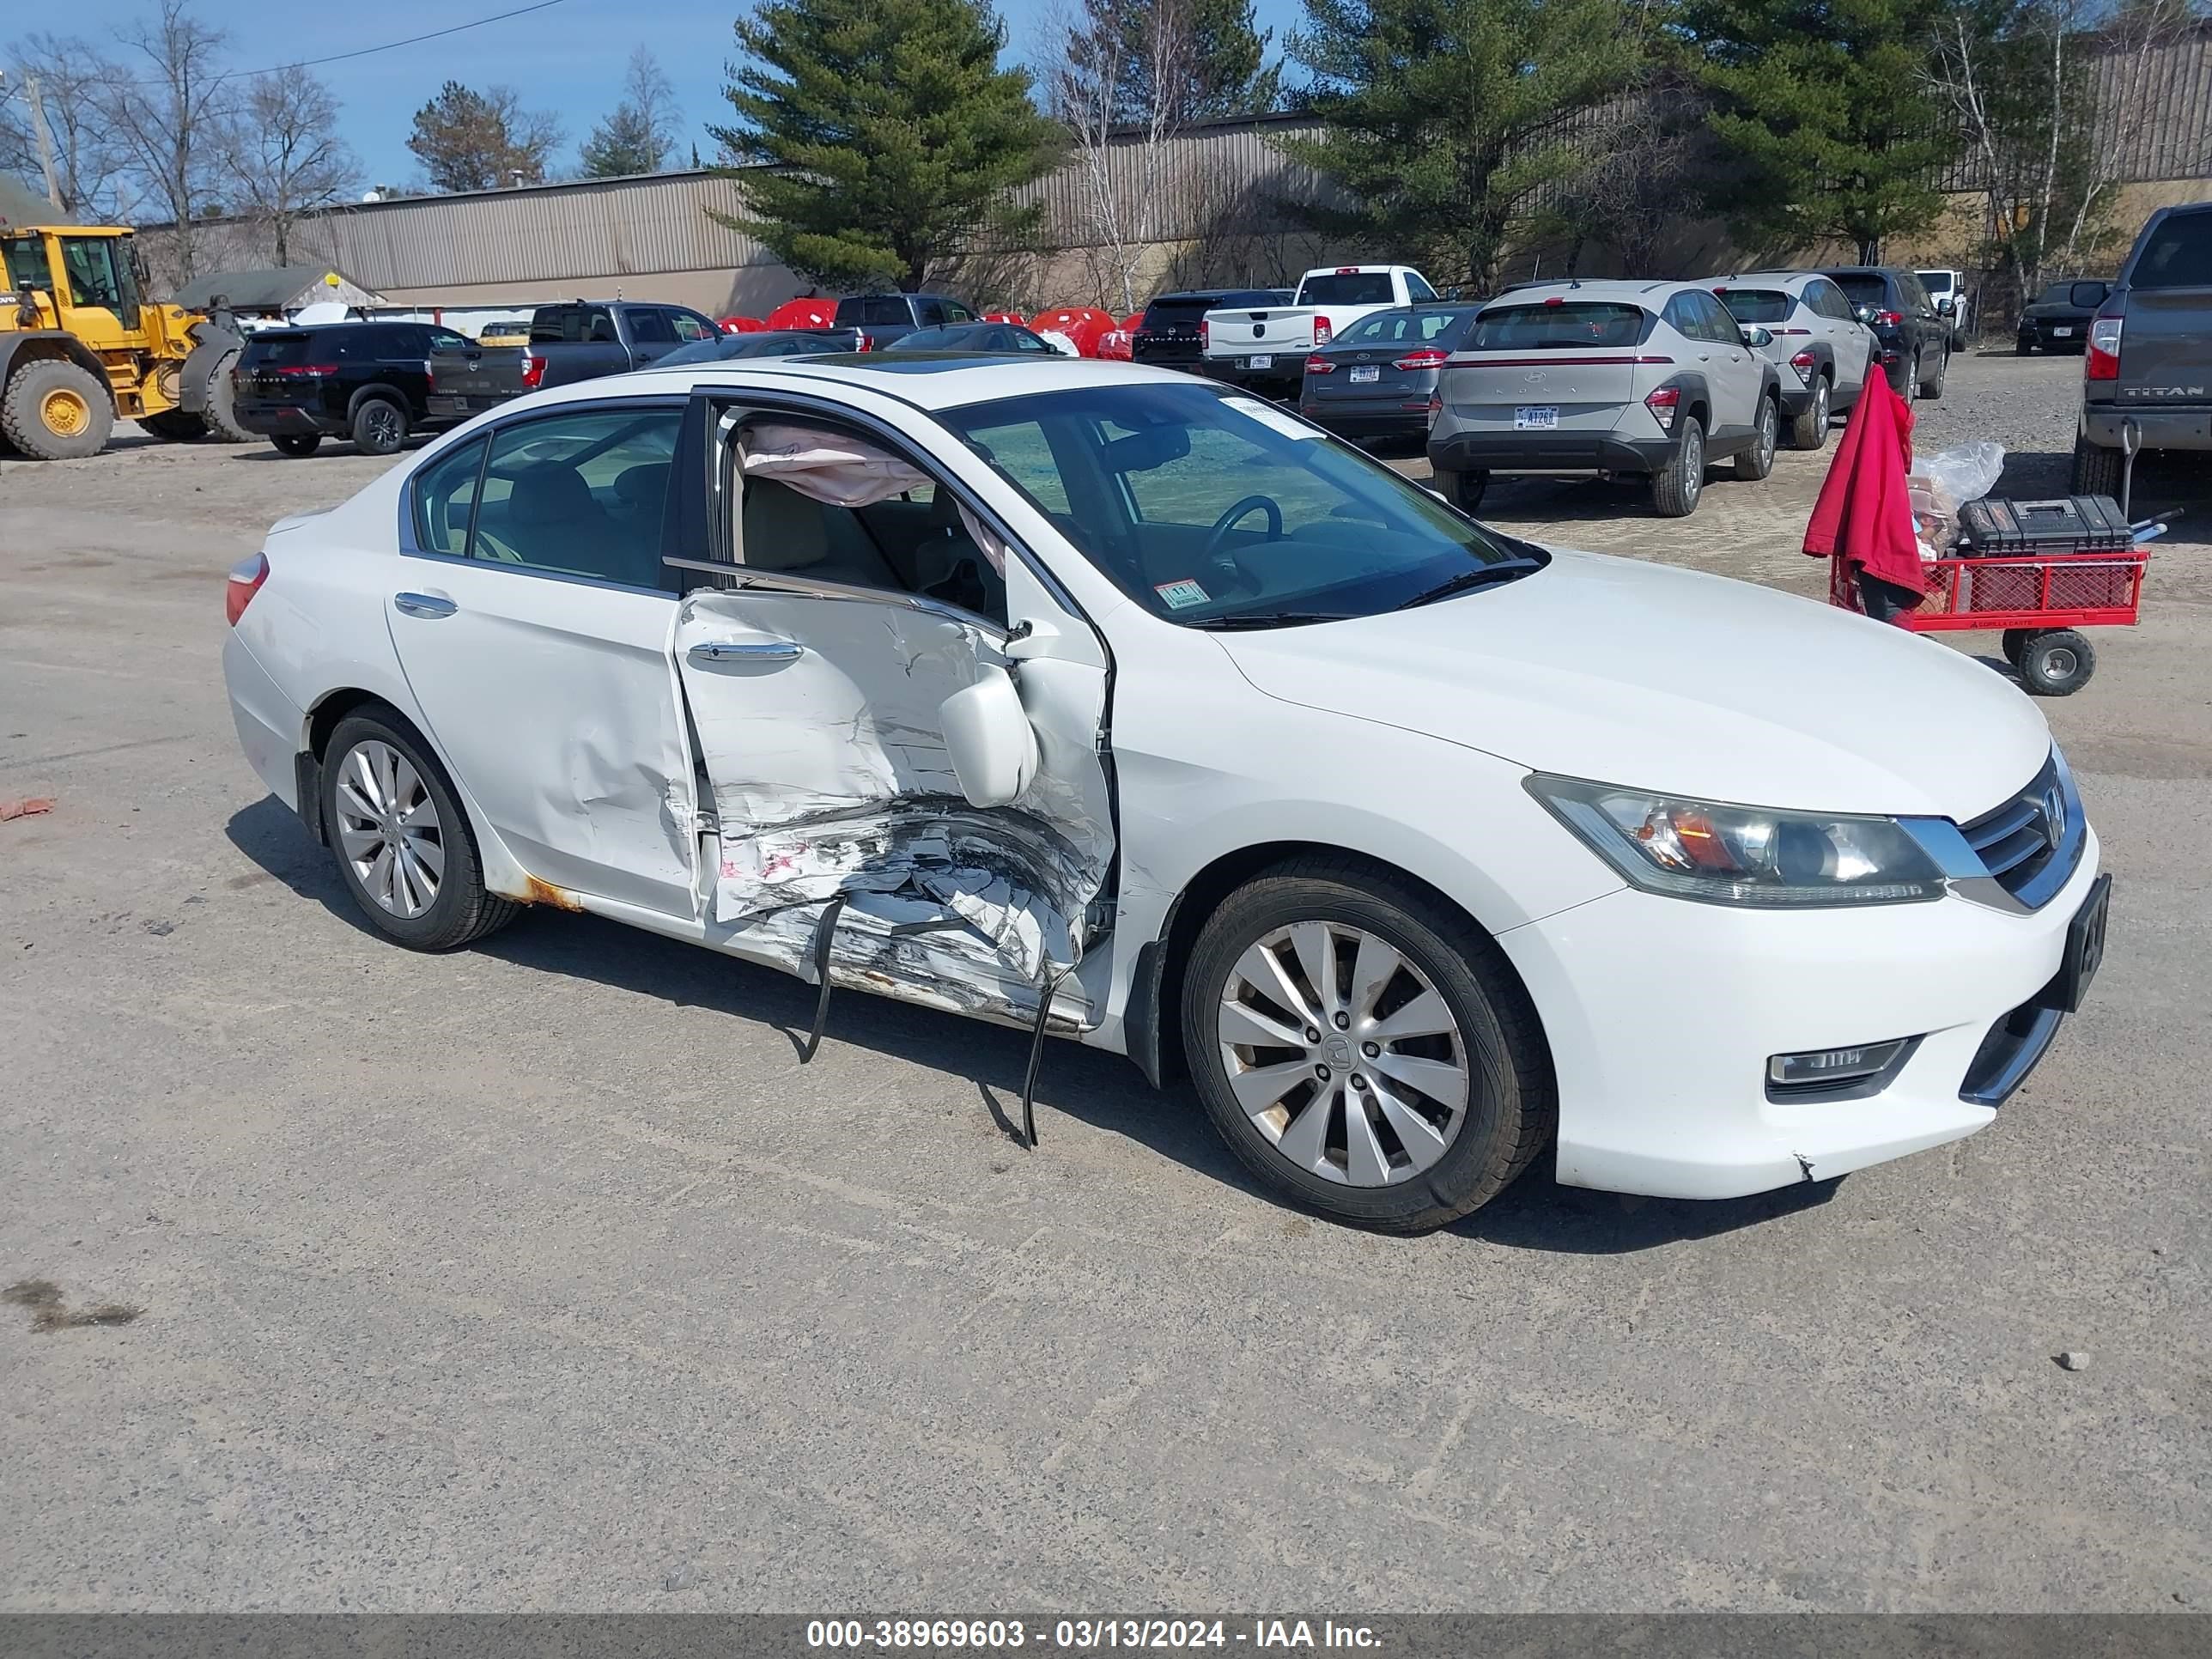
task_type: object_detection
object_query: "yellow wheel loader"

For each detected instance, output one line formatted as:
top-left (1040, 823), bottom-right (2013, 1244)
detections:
top-left (0, 222), bottom-right (248, 461)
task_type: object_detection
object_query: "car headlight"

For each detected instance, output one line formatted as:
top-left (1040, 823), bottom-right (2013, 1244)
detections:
top-left (1525, 775), bottom-right (1947, 907)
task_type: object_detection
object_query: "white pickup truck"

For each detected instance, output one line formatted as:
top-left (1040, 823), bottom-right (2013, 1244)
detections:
top-left (1201, 264), bottom-right (1443, 397)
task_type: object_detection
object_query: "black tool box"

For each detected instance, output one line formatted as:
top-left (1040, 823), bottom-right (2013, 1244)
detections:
top-left (1957, 495), bottom-right (2135, 556)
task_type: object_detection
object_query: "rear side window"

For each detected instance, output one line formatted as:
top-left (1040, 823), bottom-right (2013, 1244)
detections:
top-left (1830, 274), bottom-right (1889, 310)
top-left (1714, 288), bottom-right (1793, 325)
top-left (469, 407), bottom-right (682, 585)
top-left (1805, 280), bottom-right (1851, 319)
top-left (240, 331), bottom-right (316, 368)
top-left (1469, 302), bottom-right (1647, 349)
top-left (2131, 212), bottom-right (2212, 289)
top-left (918, 298), bottom-right (949, 326)
top-left (410, 437), bottom-right (487, 555)
top-left (1299, 272), bottom-right (1395, 306)
top-left (587, 311), bottom-right (620, 343)
top-left (1691, 292), bottom-right (1741, 342)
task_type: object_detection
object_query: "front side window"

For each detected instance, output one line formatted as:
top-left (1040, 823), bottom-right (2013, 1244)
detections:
top-left (419, 406), bottom-right (681, 586)
top-left (58, 236), bottom-right (124, 312)
top-left (627, 308), bottom-right (676, 344)
top-left (587, 312), bottom-right (621, 343)
top-left (671, 310), bottom-right (714, 342)
top-left (3, 234), bottom-right (54, 295)
top-left (945, 382), bottom-right (1538, 628)
top-left (1404, 272), bottom-right (1438, 302)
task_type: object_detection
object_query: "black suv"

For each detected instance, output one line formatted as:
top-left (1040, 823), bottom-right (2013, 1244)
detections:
top-left (232, 320), bottom-right (477, 458)
top-left (1817, 266), bottom-right (1950, 399)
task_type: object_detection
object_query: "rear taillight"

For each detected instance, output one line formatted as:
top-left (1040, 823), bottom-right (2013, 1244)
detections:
top-left (1789, 349), bottom-right (1817, 378)
top-left (519, 350), bottom-right (546, 390)
top-left (269, 363), bottom-right (337, 379)
top-left (1392, 348), bottom-right (1448, 370)
top-left (225, 552), bottom-right (268, 627)
top-left (1644, 383), bottom-right (1680, 433)
top-left (1314, 315), bottom-right (1334, 345)
top-left (2086, 303), bottom-right (2124, 381)
top-left (1875, 309), bottom-right (1903, 327)
top-left (1199, 318), bottom-right (1210, 349)
top-left (856, 333), bottom-right (874, 352)
top-left (1305, 355), bottom-right (1335, 374)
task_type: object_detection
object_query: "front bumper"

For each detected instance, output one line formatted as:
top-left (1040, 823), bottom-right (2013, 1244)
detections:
top-left (1494, 830), bottom-right (2103, 1199)
top-left (2081, 402), bottom-right (2212, 452)
top-left (1428, 426), bottom-right (1674, 477)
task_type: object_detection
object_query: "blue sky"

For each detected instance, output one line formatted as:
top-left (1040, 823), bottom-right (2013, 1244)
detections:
top-left (36, 0), bottom-right (1304, 191)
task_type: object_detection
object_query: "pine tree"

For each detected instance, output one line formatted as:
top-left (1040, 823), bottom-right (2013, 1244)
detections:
top-left (710, 0), bottom-right (1065, 289)
top-left (1278, 0), bottom-right (1645, 289)
top-left (1114, 0), bottom-right (1283, 120)
top-left (1681, 0), bottom-right (1960, 261)
top-left (580, 49), bottom-right (680, 179)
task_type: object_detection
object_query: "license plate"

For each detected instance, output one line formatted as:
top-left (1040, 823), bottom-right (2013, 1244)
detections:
top-left (2040, 873), bottom-right (2111, 1012)
top-left (1515, 405), bottom-right (1559, 430)
top-left (1248, 355), bottom-right (1273, 370)
top-left (2051, 326), bottom-right (2073, 337)
top-left (1349, 366), bottom-right (1380, 383)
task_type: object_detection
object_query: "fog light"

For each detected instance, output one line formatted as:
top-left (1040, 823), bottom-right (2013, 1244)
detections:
top-left (1766, 1037), bottom-right (1916, 1097)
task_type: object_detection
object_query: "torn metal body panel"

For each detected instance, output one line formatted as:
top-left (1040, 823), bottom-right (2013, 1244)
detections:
top-left (675, 587), bottom-right (1115, 1017)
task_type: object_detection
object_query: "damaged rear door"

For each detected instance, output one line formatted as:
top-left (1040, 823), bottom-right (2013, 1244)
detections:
top-left (669, 398), bottom-right (1116, 1031)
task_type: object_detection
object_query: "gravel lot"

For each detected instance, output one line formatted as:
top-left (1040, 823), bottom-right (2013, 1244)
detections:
top-left (2, 350), bottom-right (2208, 1614)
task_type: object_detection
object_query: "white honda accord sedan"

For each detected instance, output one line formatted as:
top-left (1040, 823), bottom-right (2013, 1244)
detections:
top-left (221, 354), bottom-right (2109, 1231)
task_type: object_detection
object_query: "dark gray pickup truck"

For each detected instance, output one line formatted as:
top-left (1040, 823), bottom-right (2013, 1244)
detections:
top-left (426, 300), bottom-right (723, 419)
top-left (2074, 202), bottom-right (2212, 496)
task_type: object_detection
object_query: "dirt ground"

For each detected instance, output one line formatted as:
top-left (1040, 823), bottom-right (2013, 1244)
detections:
top-left (2, 350), bottom-right (2209, 1614)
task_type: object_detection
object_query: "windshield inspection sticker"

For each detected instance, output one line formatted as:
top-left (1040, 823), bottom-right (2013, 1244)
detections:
top-left (1154, 579), bottom-right (1211, 610)
top-left (1221, 396), bottom-right (1324, 440)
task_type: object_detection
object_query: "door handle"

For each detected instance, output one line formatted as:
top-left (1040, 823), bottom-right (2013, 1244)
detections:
top-left (393, 592), bottom-right (457, 618)
top-left (689, 639), bottom-right (803, 665)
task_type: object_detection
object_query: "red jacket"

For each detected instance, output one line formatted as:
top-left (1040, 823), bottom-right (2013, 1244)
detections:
top-left (1803, 370), bottom-right (1923, 597)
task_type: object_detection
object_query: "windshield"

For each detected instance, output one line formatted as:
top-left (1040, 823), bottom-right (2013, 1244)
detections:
top-left (1298, 272), bottom-right (1395, 306)
top-left (1919, 270), bottom-right (1954, 294)
top-left (939, 381), bottom-right (1537, 627)
top-left (1714, 288), bottom-right (1792, 324)
top-left (1468, 301), bottom-right (1647, 349)
top-left (2035, 283), bottom-right (2082, 305)
top-left (1830, 274), bottom-right (1887, 308)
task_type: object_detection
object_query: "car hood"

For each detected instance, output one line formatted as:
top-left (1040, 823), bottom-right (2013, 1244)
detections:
top-left (1217, 549), bottom-right (2051, 818)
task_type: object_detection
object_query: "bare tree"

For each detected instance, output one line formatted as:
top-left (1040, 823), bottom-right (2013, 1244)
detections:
top-left (222, 70), bottom-right (356, 265)
top-left (1043, 0), bottom-right (1194, 313)
top-left (1547, 85), bottom-right (1710, 276)
top-left (98, 0), bottom-right (234, 278)
top-left (2, 34), bottom-right (127, 217)
top-left (580, 48), bottom-right (681, 177)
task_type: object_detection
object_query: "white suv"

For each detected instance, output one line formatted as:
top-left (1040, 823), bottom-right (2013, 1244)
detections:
top-left (1426, 280), bottom-right (1785, 517)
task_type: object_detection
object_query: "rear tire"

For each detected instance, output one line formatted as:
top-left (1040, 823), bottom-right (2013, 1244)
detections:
top-left (2070, 433), bottom-right (2124, 496)
top-left (273, 434), bottom-right (322, 458)
top-left (1789, 376), bottom-right (1832, 450)
top-left (1734, 394), bottom-right (1778, 480)
top-left (1180, 857), bottom-right (1553, 1232)
top-left (351, 397), bottom-right (408, 456)
top-left (2016, 338), bottom-right (2034, 356)
top-left (2016, 629), bottom-right (2095, 696)
top-left (200, 349), bottom-right (253, 443)
top-left (1650, 416), bottom-right (1705, 517)
top-left (139, 409), bottom-right (207, 441)
top-left (1, 358), bottom-right (114, 460)
top-left (1919, 343), bottom-right (1948, 399)
top-left (1435, 466), bottom-right (1488, 514)
top-left (320, 712), bottom-right (520, 951)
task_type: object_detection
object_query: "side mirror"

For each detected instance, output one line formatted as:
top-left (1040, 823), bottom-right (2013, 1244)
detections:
top-left (939, 665), bottom-right (1038, 809)
top-left (2069, 283), bottom-right (2107, 309)
top-left (1740, 325), bottom-right (1773, 349)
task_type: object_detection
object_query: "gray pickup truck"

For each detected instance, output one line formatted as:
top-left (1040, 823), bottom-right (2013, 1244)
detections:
top-left (2074, 202), bottom-right (2211, 497)
top-left (426, 300), bottom-right (723, 419)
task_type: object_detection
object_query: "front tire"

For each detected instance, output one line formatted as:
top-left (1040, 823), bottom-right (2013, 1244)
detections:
top-left (1650, 416), bottom-right (1705, 517)
top-left (200, 349), bottom-right (253, 442)
top-left (1181, 858), bottom-right (1553, 1232)
top-left (1734, 394), bottom-right (1778, 480)
top-left (1789, 376), bottom-right (1831, 450)
top-left (1, 358), bottom-right (114, 459)
top-left (320, 713), bottom-right (520, 951)
top-left (1919, 343), bottom-right (1948, 399)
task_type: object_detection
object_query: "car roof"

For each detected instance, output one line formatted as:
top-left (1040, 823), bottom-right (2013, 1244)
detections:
top-left (1476, 279), bottom-right (1692, 305)
top-left (617, 353), bottom-right (1193, 410)
top-left (1715, 270), bottom-right (1827, 286)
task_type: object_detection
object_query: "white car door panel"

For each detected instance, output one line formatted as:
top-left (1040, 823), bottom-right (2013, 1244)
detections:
top-left (389, 568), bottom-right (694, 914)
top-left (675, 585), bottom-right (1114, 1022)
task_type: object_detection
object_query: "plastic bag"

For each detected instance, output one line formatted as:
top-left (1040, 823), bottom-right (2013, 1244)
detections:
top-left (1907, 441), bottom-right (2006, 557)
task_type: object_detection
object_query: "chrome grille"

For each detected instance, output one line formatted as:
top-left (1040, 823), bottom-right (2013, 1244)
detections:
top-left (1960, 753), bottom-right (2069, 902)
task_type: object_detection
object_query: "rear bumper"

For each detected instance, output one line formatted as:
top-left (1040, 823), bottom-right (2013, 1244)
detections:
top-left (1428, 427), bottom-right (1674, 476)
top-left (234, 399), bottom-right (343, 438)
top-left (2020, 323), bottom-right (2088, 349)
top-left (2081, 402), bottom-right (2212, 452)
top-left (425, 393), bottom-right (509, 420)
top-left (1201, 356), bottom-right (1303, 394)
top-left (222, 631), bottom-right (306, 808)
top-left (1299, 393), bottom-right (1433, 437)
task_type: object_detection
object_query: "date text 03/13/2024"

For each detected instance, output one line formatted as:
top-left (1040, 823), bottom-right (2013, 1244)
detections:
top-left (805, 1619), bottom-right (1383, 1649)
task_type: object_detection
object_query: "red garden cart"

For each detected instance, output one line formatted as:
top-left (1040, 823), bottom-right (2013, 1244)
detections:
top-left (1828, 494), bottom-right (2168, 696)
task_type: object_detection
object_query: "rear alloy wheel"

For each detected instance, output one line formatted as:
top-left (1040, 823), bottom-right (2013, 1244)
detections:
top-left (1650, 416), bottom-right (1705, 517)
top-left (273, 434), bottom-right (322, 458)
top-left (1182, 859), bottom-right (1552, 1231)
top-left (1735, 394), bottom-right (1778, 480)
top-left (1, 358), bottom-right (114, 460)
top-left (352, 398), bottom-right (407, 456)
top-left (1789, 376), bottom-right (1831, 451)
top-left (1919, 343), bottom-right (1948, 399)
top-left (321, 713), bottom-right (519, 951)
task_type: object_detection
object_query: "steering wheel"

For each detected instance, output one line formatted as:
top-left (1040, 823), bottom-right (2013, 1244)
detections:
top-left (1199, 495), bottom-right (1282, 595)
